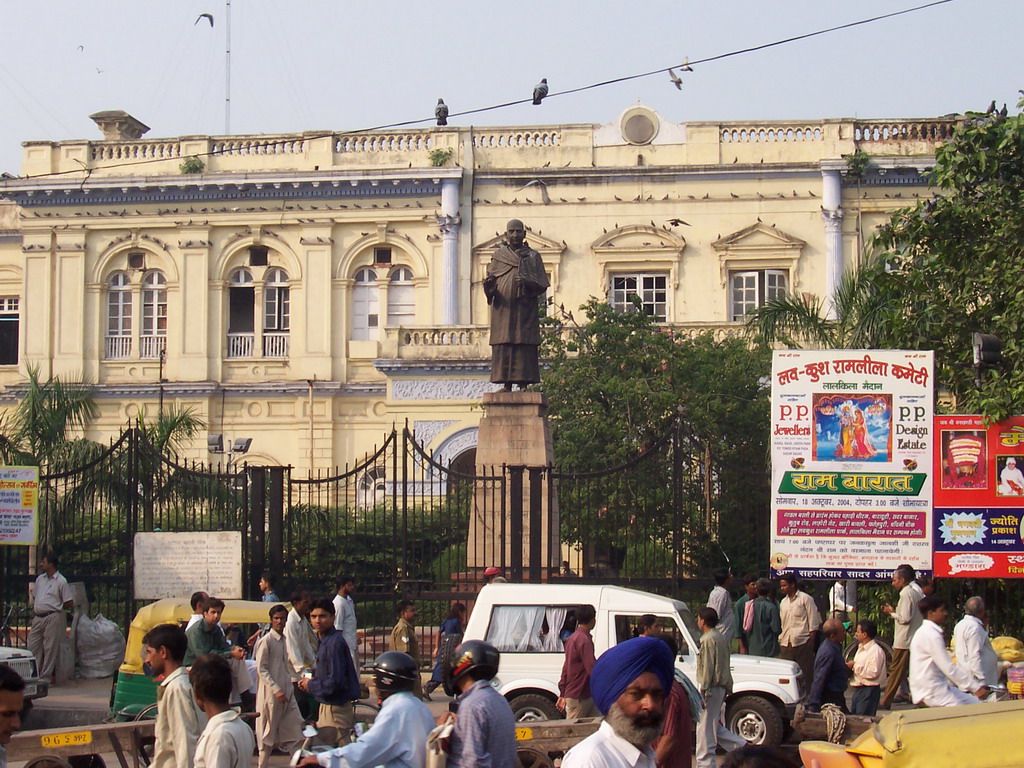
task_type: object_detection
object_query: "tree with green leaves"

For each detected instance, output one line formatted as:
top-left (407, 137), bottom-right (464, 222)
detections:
top-left (873, 99), bottom-right (1024, 420)
top-left (540, 299), bottom-right (772, 575)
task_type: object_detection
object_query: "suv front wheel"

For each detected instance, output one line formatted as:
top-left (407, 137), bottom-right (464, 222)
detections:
top-left (725, 695), bottom-right (784, 746)
top-left (508, 693), bottom-right (561, 722)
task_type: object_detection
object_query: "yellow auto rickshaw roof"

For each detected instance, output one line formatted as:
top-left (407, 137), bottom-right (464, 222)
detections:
top-left (122, 597), bottom-right (291, 670)
top-left (870, 699), bottom-right (1024, 767)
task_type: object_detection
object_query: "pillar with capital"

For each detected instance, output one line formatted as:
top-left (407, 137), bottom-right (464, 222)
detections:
top-left (821, 168), bottom-right (844, 320)
top-left (439, 178), bottom-right (461, 326)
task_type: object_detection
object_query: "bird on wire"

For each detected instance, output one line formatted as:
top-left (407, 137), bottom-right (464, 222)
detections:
top-left (435, 99), bottom-right (449, 126)
top-left (533, 78), bottom-right (549, 105)
top-left (195, 13), bottom-right (214, 26)
top-left (668, 68), bottom-right (683, 90)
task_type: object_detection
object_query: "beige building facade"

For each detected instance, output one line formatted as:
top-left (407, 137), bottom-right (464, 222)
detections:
top-left (0, 107), bottom-right (953, 471)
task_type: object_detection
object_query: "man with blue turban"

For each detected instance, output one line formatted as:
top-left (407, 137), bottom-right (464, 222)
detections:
top-left (562, 636), bottom-right (675, 768)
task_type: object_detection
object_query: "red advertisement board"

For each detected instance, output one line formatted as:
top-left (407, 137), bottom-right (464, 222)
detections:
top-left (933, 415), bottom-right (1024, 577)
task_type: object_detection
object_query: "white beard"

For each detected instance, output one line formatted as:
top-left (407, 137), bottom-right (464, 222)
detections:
top-left (606, 702), bottom-right (663, 749)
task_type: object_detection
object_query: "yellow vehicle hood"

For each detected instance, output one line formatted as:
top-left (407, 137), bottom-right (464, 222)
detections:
top-left (121, 598), bottom-right (290, 674)
top-left (852, 700), bottom-right (1024, 767)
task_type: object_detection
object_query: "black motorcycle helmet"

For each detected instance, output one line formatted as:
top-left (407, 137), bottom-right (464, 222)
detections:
top-left (443, 640), bottom-right (500, 697)
top-left (372, 651), bottom-right (419, 696)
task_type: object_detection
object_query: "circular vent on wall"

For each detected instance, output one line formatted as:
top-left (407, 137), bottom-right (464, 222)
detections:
top-left (621, 107), bottom-right (660, 145)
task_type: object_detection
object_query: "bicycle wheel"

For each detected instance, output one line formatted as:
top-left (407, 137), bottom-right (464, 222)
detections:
top-left (352, 700), bottom-right (379, 737)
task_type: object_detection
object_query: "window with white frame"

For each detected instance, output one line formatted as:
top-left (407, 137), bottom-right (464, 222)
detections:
top-left (352, 267), bottom-right (379, 341)
top-left (263, 267), bottom-right (290, 357)
top-left (0, 298), bottom-right (18, 366)
top-left (609, 272), bottom-right (668, 321)
top-left (730, 269), bottom-right (788, 321)
top-left (106, 272), bottom-right (133, 359)
top-left (386, 266), bottom-right (415, 327)
top-left (140, 270), bottom-right (167, 359)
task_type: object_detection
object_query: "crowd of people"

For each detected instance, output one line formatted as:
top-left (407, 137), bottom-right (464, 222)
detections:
top-left (704, 566), bottom-right (1002, 719)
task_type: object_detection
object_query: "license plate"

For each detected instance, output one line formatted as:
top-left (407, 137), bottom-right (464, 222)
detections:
top-left (515, 727), bottom-right (533, 741)
top-left (23, 684), bottom-right (36, 696)
top-left (41, 731), bottom-right (93, 748)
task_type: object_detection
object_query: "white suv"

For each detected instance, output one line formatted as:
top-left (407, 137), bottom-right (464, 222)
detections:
top-left (0, 646), bottom-right (48, 707)
top-left (462, 583), bottom-right (803, 746)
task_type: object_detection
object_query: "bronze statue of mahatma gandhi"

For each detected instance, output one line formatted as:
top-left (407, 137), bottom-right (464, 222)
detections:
top-left (483, 219), bottom-right (550, 391)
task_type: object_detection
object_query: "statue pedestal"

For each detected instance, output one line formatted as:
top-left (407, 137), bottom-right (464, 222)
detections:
top-left (468, 391), bottom-right (560, 580)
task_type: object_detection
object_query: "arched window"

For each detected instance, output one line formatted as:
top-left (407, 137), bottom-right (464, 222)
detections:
top-left (351, 267), bottom-right (379, 341)
top-left (357, 467), bottom-right (387, 509)
top-left (263, 268), bottom-right (290, 357)
top-left (227, 268), bottom-right (255, 358)
top-left (140, 270), bottom-right (167, 359)
top-left (387, 266), bottom-right (415, 327)
top-left (106, 272), bottom-right (132, 359)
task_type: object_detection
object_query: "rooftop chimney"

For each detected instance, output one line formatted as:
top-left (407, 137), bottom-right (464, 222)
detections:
top-left (88, 110), bottom-right (151, 141)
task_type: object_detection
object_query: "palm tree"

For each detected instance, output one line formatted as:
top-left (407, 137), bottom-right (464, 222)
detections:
top-left (0, 365), bottom-right (101, 471)
top-left (744, 256), bottom-right (896, 349)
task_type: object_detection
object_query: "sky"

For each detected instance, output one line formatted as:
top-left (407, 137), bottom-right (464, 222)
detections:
top-left (1, 0), bottom-right (1022, 175)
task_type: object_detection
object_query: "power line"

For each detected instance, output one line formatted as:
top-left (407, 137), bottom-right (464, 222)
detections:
top-left (1, 0), bottom-right (957, 184)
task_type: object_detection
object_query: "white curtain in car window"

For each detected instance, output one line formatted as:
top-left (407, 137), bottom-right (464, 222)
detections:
top-left (541, 607), bottom-right (568, 652)
top-left (485, 606), bottom-right (546, 652)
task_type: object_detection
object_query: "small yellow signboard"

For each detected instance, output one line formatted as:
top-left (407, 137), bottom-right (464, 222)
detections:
top-left (41, 730), bottom-right (93, 748)
top-left (515, 727), bottom-right (533, 741)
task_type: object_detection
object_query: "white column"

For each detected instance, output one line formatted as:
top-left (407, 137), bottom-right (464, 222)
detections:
top-left (439, 178), bottom-right (461, 326)
top-left (821, 168), bottom-right (844, 321)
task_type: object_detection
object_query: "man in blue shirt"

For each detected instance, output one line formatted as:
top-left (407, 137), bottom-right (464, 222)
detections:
top-left (297, 598), bottom-right (360, 746)
top-left (443, 640), bottom-right (517, 768)
top-left (808, 619), bottom-right (849, 713)
top-left (299, 652), bottom-right (433, 768)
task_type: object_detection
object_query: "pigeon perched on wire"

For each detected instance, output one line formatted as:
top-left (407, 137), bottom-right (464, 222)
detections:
top-left (195, 12), bottom-right (214, 26)
top-left (668, 68), bottom-right (682, 90)
top-left (435, 98), bottom-right (449, 126)
top-left (532, 78), bottom-right (549, 105)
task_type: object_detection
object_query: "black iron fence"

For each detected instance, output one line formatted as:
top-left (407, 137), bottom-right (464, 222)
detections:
top-left (4, 422), bottom-right (1022, 650)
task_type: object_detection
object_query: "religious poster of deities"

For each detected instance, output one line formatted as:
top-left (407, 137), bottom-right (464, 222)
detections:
top-left (769, 350), bottom-right (933, 580)
top-left (933, 415), bottom-right (1024, 577)
top-left (0, 466), bottom-right (40, 545)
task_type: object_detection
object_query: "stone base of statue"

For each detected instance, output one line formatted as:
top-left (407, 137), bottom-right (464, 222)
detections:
top-left (468, 391), bottom-right (560, 578)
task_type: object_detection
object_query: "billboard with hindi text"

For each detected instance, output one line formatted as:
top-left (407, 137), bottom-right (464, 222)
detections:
top-left (770, 350), bottom-right (934, 580)
top-left (933, 415), bottom-right (1024, 577)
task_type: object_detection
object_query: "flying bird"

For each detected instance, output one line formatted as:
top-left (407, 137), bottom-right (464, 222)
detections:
top-left (680, 58), bottom-right (694, 72)
top-left (435, 98), bottom-right (448, 126)
top-left (667, 218), bottom-right (690, 227)
top-left (532, 78), bottom-right (549, 105)
top-left (668, 69), bottom-right (682, 90)
top-left (195, 13), bottom-right (214, 26)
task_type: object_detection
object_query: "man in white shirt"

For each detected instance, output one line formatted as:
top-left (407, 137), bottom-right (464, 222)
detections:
top-left (285, 591), bottom-right (319, 722)
top-left (186, 591), bottom-right (209, 631)
top-left (706, 568), bottom-right (735, 641)
top-left (880, 564), bottom-right (922, 708)
top-left (953, 596), bottom-right (1000, 690)
top-left (332, 575), bottom-right (358, 673)
top-left (192, 654), bottom-right (256, 768)
top-left (255, 605), bottom-right (303, 768)
top-left (828, 579), bottom-right (856, 622)
top-left (144, 624), bottom-right (206, 768)
top-left (910, 595), bottom-right (989, 707)
top-left (847, 619), bottom-right (886, 717)
top-left (562, 636), bottom-right (675, 768)
top-left (778, 573), bottom-right (821, 688)
top-left (28, 552), bottom-right (74, 685)
top-left (298, 652), bottom-right (434, 768)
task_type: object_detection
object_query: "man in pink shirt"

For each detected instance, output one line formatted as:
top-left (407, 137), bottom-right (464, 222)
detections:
top-left (556, 604), bottom-right (597, 718)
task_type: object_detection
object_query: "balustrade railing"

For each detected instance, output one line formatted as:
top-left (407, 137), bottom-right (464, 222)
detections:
top-left (104, 336), bottom-right (132, 360)
top-left (720, 125), bottom-right (823, 143)
top-left (227, 333), bottom-right (255, 359)
top-left (854, 120), bottom-right (956, 143)
top-left (334, 133), bottom-right (432, 153)
top-left (139, 335), bottom-right (166, 359)
top-left (91, 141), bottom-right (182, 161)
top-left (263, 332), bottom-right (289, 358)
top-left (472, 130), bottom-right (561, 148)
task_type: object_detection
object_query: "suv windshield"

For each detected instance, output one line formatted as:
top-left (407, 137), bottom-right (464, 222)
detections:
top-left (676, 605), bottom-right (701, 647)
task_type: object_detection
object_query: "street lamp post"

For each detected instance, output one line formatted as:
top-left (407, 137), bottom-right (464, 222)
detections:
top-left (207, 434), bottom-right (252, 471)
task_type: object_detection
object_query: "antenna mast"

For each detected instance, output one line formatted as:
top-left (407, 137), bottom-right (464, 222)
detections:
top-left (225, 0), bottom-right (231, 134)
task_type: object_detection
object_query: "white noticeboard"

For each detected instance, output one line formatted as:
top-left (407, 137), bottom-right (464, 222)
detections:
top-left (0, 466), bottom-right (39, 545)
top-left (770, 349), bottom-right (934, 581)
top-left (133, 531), bottom-right (243, 599)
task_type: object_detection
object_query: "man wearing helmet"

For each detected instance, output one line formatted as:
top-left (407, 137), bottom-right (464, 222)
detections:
top-left (443, 640), bottom-right (517, 768)
top-left (298, 652), bottom-right (434, 768)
